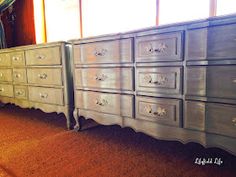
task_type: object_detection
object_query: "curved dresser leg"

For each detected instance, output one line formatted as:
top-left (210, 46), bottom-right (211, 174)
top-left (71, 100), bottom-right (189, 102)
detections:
top-left (73, 108), bottom-right (81, 131)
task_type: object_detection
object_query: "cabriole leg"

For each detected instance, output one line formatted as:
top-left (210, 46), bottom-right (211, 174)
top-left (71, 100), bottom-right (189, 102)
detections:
top-left (73, 108), bottom-right (81, 131)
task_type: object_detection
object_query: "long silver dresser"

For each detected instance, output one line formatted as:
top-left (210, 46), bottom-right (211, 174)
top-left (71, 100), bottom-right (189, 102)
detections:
top-left (0, 42), bottom-right (74, 129)
top-left (71, 14), bottom-right (236, 155)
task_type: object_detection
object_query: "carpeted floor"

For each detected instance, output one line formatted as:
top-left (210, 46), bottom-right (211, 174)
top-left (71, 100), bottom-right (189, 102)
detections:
top-left (0, 105), bottom-right (236, 177)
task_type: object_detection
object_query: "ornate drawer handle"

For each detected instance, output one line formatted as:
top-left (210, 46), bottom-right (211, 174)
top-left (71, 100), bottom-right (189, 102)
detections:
top-left (94, 49), bottom-right (107, 56)
top-left (145, 75), bottom-right (168, 85)
top-left (95, 74), bottom-right (107, 81)
top-left (95, 99), bottom-right (108, 106)
top-left (145, 105), bottom-right (166, 117)
top-left (0, 88), bottom-right (4, 92)
top-left (12, 56), bottom-right (20, 61)
top-left (147, 43), bottom-right (168, 54)
top-left (38, 73), bottom-right (47, 79)
top-left (36, 54), bottom-right (45, 60)
top-left (39, 93), bottom-right (48, 99)
top-left (16, 91), bottom-right (24, 95)
top-left (14, 73), bottom-right (21, 78)
top-left (232, 118), bottom-right (236, 126)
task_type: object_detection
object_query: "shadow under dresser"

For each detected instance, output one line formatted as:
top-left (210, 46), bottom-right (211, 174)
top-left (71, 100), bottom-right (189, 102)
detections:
top-left (0, 42), bottom-right (74, 129)
top-left (71, 14), bottom-right (236, 155)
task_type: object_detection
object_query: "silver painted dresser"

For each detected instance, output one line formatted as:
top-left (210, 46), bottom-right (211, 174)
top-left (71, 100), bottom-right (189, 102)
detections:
top-left (71, 14), bottom-right (236, 155)
top-left (0, 42), bottom-right (74, 129)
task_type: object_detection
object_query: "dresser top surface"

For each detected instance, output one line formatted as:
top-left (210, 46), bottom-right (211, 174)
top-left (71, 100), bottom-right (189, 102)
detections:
top-left (0, 41), bottom-right (67, 53)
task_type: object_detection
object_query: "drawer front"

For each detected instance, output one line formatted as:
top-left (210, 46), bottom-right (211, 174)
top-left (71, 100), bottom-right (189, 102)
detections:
top-left (75, 67), bottom-right (133, 91)
top-left (14, 85), bottom-right (28, 99)
top-left (135, 32), bottom-right (183, 62)
top-left (136, 96), bottom-right (181, 127)
top-left (136, 67), bottom-right (182, 95)
top-left (73, 38), bottom-right (132, 64)
top-left (0, 53), bottom-right (11, 66)
top-left (208, 24), bottom-right (236, 59)
top-left (0, 84), bottom-right (13, 97)
top-left (186, 66), bottom-right (236, 99)
top-left (13, 69), bottom-right (27, 83)
top-left (10, 51), bottom-right (25, 66)
top-left (27, 68), bottom-right (62, 86)
top-left (75, 90), bottom-right (133, 117)
top-left (186, 28), bottom-right (207, 60)
top-left (0, 69), bottom-right (12, 82)
top-left (206, 103), bottom-right (236, 138)
top-left (184, 101), bottom-right (205, 131)
top-left (25, 47), bottom-right (61, 66)
top-left (28, 86), bottom-right (64, 105)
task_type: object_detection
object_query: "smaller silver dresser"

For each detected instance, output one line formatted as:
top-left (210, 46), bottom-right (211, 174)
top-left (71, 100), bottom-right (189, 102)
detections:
top-left (0, 42), bottom-right (74, 129)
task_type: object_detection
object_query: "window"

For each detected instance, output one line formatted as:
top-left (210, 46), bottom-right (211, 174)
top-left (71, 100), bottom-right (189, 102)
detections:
top-left (44, 0), bottom-right (81, 42)
top-left (33, 0), bottom-right (46, 43)
top-left (33, 0), bottom-right (236, 43)
top-left (217, 0), bottom-right (236, 16)
top-left (82, 0), bottom-right (156, 37)
top-left (159, 0), bottom-right (209, 25)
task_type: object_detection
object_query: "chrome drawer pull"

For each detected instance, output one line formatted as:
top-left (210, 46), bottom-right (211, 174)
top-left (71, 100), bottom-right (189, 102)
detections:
top-left (38, 73), bottom-right (47, 79)
top-left (232, 118), bottom-right (236, 126)
top-left (12, 56), bottom-right (20, 61)
top-left (147, 43), bottom-right (168, 54)
top-left (95, 99), bottom-right (108, 106)
top-left (14, 73), bottom-right (21, 78)
top-left (94, 49), bottom-right (107, 56)
top-left (39, 93), bottom-right (48, 99)
top-left (145, 75), bottom-right (168, 85)
top-left (95, 74), bottom-right (107, 81)
top-left (36, 54), bottom-right (45, 60)
top-left (145, 105), bottom-right (166, 117)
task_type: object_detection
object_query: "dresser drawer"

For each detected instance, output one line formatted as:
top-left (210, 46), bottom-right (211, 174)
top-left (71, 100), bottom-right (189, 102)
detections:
top-left (25, 47), bottom-right (61, 66)
top-left (136, 96), bottom-right (181, 127)
top-left (28, 86), bottom-right (64, 105)
top-left (135, 32), bottom-right (183, 62)
top-left (0, 53), bottom-right (11, 66)
top-left (10, 51), bottom-right (25, 66)
top-left (75, 90), bottom-right (133, 118)
top-left (187, 24), bottom-right (236, 60)
top-left (0, 84), bottom-right (13, 97)
top-left (73, 38), bottom-right (132, 64)
top-left (13, 69), bottom-right (27, 83)
top-left (185, 101), bottom-right (236, 138)
top-left (206, 103), bottom-right (236, 138)
top-left (208, 24), bottom-right (236, 59)
top-left (136, 67), bottom-right (182, 95)
top-left (27, 68), bottom-right (62, 86)
top-left (184, 101), bottom-right (205, 131)
top-left (186, 66), bottom-right (236, 99)
top-left (14, 85), bottom-right (28, 99)
top-left (75, 67), bottom-right (133, 91)
top-left (0, 69), bottom-right (12, 82)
